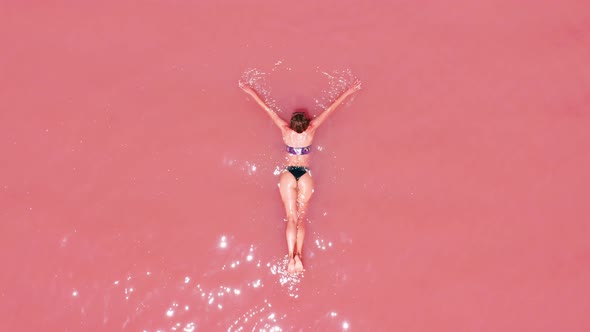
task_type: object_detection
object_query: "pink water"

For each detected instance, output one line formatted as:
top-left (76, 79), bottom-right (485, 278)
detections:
top-left (2, 1), bottom-right (590, 331)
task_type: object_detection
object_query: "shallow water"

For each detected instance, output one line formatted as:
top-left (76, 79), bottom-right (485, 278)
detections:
top-left (2, 1), bottom-right (590, 331)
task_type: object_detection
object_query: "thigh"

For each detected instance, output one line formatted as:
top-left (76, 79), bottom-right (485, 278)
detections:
top-left (296, 172), bottom-right (314, 205)
top-left (278, 171), bottom-right (298, 216)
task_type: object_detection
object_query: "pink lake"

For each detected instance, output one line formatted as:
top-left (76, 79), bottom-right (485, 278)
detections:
top-left (1, 1), bottom-right (590, 331)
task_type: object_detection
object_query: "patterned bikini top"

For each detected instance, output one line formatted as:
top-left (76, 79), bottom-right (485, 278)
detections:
top-left (286, 145), bottom-right (312, 155)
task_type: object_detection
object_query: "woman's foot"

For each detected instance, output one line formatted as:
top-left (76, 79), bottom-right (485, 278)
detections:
top-left (287, 256), bottom-right (296, 274)
top-left (294, 254), bottom-right (304, 273)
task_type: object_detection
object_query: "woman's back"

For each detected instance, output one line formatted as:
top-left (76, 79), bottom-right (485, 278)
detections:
top-left (282, 126), bottom-right (315, 167)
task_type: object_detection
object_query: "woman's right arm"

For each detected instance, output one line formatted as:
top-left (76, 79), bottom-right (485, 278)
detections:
top-left (310, 80), bottom-right (362, 130)
top-left (239, 82), bottom-right (288, 130)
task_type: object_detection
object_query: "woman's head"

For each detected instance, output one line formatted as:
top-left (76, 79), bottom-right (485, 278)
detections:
top-left (290, 109), bottom-right (310, 133)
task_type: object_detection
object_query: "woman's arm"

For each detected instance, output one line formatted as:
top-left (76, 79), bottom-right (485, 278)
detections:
top-left (310, 80), bottom-right (362, 130)
top-left (239, 82), bottom-right (288, 129)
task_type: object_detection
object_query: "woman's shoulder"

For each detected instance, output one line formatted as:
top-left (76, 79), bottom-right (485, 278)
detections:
top-left (283, 131), bottom-right (314, 147)
top-left (280, 125), bottom-right (294, 138)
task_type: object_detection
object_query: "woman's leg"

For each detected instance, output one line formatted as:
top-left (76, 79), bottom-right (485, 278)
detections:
top-left (278, 171), bottom-right (298, 273)
top-left (294, 172), bottom-right (314, 272)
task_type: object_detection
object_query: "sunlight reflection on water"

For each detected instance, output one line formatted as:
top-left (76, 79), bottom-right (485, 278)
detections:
top-left (67, 227), bottom-right (351, 331)
top-left (269, 255), bottom-right (303, 298)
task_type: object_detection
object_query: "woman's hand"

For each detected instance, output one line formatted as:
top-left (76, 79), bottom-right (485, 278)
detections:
top-left (346, 80), bottom-right (362, 94)
top-left (238, 81), bottom-right (255, 95)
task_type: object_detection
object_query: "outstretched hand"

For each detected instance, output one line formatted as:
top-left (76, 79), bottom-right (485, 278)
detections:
top-left (238, 81), bottom-right (255, 95)
top-left (347, 80), bottom-right (362, 94)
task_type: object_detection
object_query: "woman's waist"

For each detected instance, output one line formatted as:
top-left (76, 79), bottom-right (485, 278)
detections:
top-left (283, 154), bottom-right (311, 167)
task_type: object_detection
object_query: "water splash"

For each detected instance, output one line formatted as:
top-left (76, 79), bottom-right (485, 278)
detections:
top-left (222, 152), bottom-right (282, 185)
top-left (240, 67), bottom-right (282, 113)
top-left (269, 255), bottom-right (303, 298)
top-left (241, 64), bottom-right (359, 116)
top-left (314, 68), bottom-right (359, 111)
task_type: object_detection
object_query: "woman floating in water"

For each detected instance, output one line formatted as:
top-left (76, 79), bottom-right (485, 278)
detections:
top-left (239, 79), bottom-right (361, 274)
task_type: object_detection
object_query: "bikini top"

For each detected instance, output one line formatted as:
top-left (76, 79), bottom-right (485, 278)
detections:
top-left (286, 145), bottom-right (312, 155)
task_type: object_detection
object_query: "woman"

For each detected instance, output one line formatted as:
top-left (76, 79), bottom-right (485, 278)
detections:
top-left (239, 80), bottom-right (361, 274)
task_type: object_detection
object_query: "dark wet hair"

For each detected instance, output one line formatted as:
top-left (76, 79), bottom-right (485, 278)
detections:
top-left (289, 109), bottom-right (310, 133)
